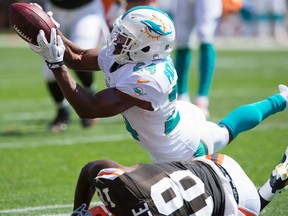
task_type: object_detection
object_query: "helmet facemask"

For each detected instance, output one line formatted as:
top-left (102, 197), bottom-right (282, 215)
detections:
top-left (106, 18), bottom-right (137, 64)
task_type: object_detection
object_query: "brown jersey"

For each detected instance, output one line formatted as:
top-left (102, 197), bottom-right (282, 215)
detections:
top-left (94, 160), bottom-right (225, 216)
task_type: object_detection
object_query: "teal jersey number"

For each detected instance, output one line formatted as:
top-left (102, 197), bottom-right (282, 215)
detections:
top-left (133, 62), bottom-right (156, 74)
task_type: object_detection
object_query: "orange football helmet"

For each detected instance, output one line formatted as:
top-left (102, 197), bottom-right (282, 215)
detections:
top-left (88, 206), bottom-right (114, 216)
top-left (222, 0), bottom-right (243, 15)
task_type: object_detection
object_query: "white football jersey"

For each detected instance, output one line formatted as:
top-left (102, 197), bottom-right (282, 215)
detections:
top-left (98, 47), bottom-right (228, 162)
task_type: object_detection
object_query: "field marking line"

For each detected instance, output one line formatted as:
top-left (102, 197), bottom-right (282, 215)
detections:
top-left (0, 121), bottom-right (287, 150)
top-left (0, 201), bottom-right (102, 214)
top-left (0, 133), bottom-right (131, 149)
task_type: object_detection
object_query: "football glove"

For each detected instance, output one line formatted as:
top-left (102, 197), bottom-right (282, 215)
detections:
top-left (31, 28), bottom-right (65, 69)
top-left (270, 146), bottom-right (288, 193)
top-left (70, 203), bottom-right (92, 216)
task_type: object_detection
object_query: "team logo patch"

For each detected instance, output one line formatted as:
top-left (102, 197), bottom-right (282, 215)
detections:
top-left (133, 86), bottom-right (147, 96)
top-left (96, 168), bottom-right (125, 181)
top-left (141, 17), bottom-right (172, 40)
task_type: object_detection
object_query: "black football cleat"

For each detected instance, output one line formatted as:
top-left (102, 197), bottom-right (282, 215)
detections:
top-left (48, 107), bottom-right (71, 132)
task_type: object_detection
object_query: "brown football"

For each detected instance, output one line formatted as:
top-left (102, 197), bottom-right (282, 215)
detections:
top-left (8, 3), bottom-right (56, 45)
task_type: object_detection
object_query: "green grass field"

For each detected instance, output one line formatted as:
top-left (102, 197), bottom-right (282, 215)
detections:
top-left (0, 44), bottom-right (288, 215)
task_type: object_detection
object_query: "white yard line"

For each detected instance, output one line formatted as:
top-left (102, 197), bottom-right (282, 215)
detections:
top-left (1, 110), bottom-right (123, 123)
top-left (0, 133), bottom-right (131, 149)
top-left (0, 201), bottom-right (102, 214)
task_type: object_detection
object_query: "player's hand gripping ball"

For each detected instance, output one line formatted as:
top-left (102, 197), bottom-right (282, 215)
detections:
top-left (8, 3), bottom-right (56, 45)
top-left (222, 0), bottom-right (243, 15)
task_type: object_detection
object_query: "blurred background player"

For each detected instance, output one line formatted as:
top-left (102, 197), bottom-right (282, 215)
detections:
top-left (104, 0), bottom-right (157, 29)
top-left (173, 0), bottom-right (222, 118)
top-left (70, 147), bottom-right (288, 215)
top-left (222, 0), bottom-right (242, 15)
top-left (156, 0), bottom-right (175, 17)
top-left (126, 0), bottom-right (157, 9)
top-left (236, 0), bottom-right (254, 36)
top-left (254, 0), bottom-right (288, 46)
top-left (43, 0), bottom-right (109, 132)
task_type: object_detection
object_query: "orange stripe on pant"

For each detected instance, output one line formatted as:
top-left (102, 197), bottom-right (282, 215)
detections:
top-left (206, 153), bottom-right (225, 165)
top-left (239, 208), bottom-right (256, 216)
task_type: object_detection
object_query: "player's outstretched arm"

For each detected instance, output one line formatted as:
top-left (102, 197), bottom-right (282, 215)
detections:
top-left (31, 28), bottom-right (154, 119)
top-left (57, 30), bottom-right (101, 71)
top-left (31, 29), bottom-right (135, 118)
top-left (49, 62), bottom-right (138, 118)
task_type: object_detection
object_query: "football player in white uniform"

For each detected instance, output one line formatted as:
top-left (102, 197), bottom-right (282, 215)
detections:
top-left (253, 0), bottom-right (287, 44)
top-left (29, 6), bottom-right (288, 163)
top-left (173, 0), bottom-right (223, 118)
top-left (70, 146), bottom-right (288, 215)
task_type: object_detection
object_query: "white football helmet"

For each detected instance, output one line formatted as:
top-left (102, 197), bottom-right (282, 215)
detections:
top-left (106, 6), bottom-right (175, 64)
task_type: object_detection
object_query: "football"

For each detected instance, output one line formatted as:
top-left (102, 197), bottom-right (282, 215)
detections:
top-left (8, 3), bottom-right (56, 45)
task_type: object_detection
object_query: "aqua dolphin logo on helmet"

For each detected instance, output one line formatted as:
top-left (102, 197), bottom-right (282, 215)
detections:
top-left (141, 18), bottom-right (172, 40)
